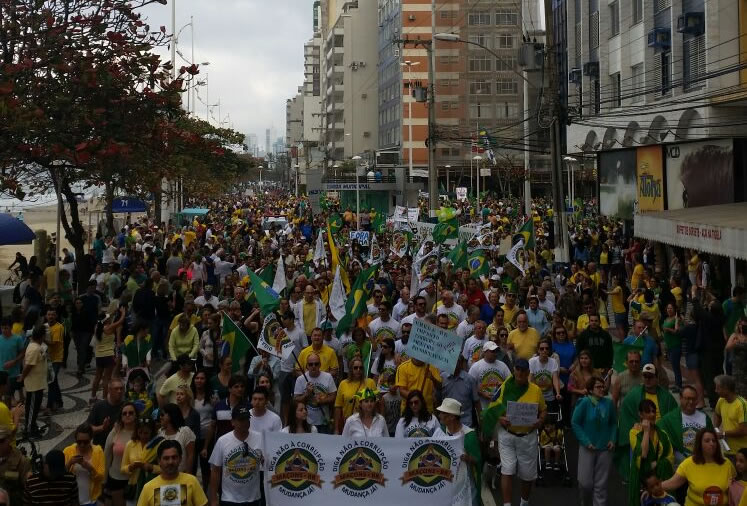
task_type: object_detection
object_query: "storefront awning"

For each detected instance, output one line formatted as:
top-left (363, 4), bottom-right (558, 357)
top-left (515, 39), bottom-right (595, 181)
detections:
top-left (634, 203), bottom-right (747, 260)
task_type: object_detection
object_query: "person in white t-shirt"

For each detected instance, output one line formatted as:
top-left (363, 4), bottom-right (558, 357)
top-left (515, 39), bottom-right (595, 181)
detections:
top-left (462, 321), bottom-right (489, 368)
top-left (369, 301), bottom-right (401, 344)
top-left (468, 341), bottom-right (512, 408)
top-left (208, 405), bottom-right (264, 506)
top-left (278, 311), bottom-right (308, 420)
top-left (436, 291), bottom-right (466, 330)
top-left (394, 390), bottom-right (445, 438)
top-left (401, 296), bottom-right (428, 326)
top-left (293, 353), bottom-right (337, 433)
top-left (456, 305), bottom-right (480, 340)
top-left (528, 339), bottom-right (562, 408)
top-left (392, 288), bottom-right (410, 322)
top-left (249, 387), bottom-right (282, 434)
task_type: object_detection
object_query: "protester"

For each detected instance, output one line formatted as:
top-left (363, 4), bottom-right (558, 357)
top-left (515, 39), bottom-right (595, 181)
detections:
top-left (104, 402), bottom-right (138, 506)
top-left (23, 450), bottom-right (79, 506)
top-left (157, 403), bottom-right (196, 473)
top-left (341, 388), bottom-right (388, 437)
top-left (437, 398), bottom-right (482, 506)
top-left (63, 423), bottom-right (105, 506)
top-left (713, 374), bottom-right (747, 456)
top-left (135, 440), bottom-right (207, 506)
top-left (394, 390), bottom-right (444, 437)
top-left (0, 425), bottom-right (30, 505)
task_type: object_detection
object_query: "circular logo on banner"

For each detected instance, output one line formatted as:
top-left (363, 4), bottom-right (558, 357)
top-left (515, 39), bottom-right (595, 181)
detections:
top-left (400, 441), bottom-right (454, 491)
top-left (264, 319), bottom-right (289, 354)
top-left (332, 444), bottom-right (388, 497)
top-left (269, 447), bottom-right (324, 498)
top-left (703, 486), bottom-right (724, 506)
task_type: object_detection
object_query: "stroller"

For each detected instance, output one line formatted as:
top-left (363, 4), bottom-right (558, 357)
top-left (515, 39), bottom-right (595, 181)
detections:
top-left (536, 411), bottom-right (572, 487)
top-left (125, 367), bottom-right (155, 419)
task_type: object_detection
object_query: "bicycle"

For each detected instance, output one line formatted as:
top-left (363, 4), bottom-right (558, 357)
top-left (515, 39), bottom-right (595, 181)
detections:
top-left (3, 269), bottom-right (21, 286)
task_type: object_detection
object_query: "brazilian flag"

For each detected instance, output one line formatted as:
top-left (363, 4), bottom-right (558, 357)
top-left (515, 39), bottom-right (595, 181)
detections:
top-left (221, 313), bottom-right (251, 374)
top-left (247, 269), bottom-right (280, 316)
top-left (336, 264), bottom-right (379, 337)
top-left (515, 218), bottom-right (535, 249)
top-left (501, 273), bottom-right (518, 295)
top-left (258, 264), bottom-right (274, 286)
top-left (432, 218), bottom-right (459, 244)
top-left (328, 213), bottom-right (343, 236)
top-left (446, 241), bottom-right (468, 269)
top-left (372, 212), bottom-right (386, 234)
top-left (467, 249), bottom-right (489, 279)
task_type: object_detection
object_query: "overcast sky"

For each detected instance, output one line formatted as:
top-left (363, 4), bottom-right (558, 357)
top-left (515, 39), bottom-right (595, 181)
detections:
top-left (141, 0), bottom-right (312, 150)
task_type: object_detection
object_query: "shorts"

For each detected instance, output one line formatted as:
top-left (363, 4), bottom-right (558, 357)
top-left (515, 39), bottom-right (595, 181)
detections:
top-left (498, 428), bottom-right (539, 481)
top-left (686, 352), bottom-right (699, 370)
top-left (541, 444), bottom-right (561, 451)
top-left (106, 475), bottom-right (128, 491)
top-left (96, 356), bottom-right (115, 368)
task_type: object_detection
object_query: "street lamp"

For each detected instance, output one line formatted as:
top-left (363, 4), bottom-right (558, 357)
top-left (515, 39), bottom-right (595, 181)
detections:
top-left (352, 155), bottom-right (362, 230)
top-left (293, 164), bottom-right (300, 197)
top-left (401, 61), bottom-right (420, 180)
top-left (473, 155), bottom-right (482, 213)
top-left (435, 32), bottom-right (538, 210)
top-left (563, 156), bottom-right (578, 210)
top-left (333, 164), bottom-right (340, 179)
top-left (258, 165), bottom-right (264, 187)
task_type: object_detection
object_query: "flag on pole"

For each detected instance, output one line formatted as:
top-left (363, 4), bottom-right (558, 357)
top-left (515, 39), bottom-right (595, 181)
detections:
top-left (257, 312), bottom-right (295, 359)
top-left (446, 241), bottom-right (469, 269)
top-left (515, 218), bottom-right (536, 249)
top-left (329, 265), bottom-right (347, 321)
top-left (368, 234), bottom-right (383, 265)
top-left (313, 229), bottom-right (325, 265)
top-left (327, 222), bottom-right (350, 292)
top-left (612, 340), bottom-right (646, 372)
top-left (221, 313), bottom-right (252, 374)
top-left (336, 264), bottom-right (379, 337)
top-left (372, 211), bottom-right (386, 234)
top-left (467, 249), bottom-right (489, 279)
top-left (247, 269), bottom-right (280, 316)
top-left (432, 218), bottom-right (459, 244)
top-left (328, 213), bottom-right (343, 236)
top-left (258, 264), bottom-right (275, 286)
top-left (272, 255), bottom-right (287, 296)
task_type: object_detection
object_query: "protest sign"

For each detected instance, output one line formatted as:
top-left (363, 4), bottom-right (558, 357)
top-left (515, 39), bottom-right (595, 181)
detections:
top-left (264, 432), bottom-right (464, 506)
top-left (506, 401), bottom-right (539, 426)
top-left (406, 319), bottom-right (462, 373)
top-left (456, 187), bottom-right (467, 201)
top-left (349, 230), bottom-right (370, 247)
top-left (258, 313), bottom-right (294, 359)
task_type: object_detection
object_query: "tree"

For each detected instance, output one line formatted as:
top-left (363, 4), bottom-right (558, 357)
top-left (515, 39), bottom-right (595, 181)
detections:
top-left (0, 0), bottom-right (229, 284)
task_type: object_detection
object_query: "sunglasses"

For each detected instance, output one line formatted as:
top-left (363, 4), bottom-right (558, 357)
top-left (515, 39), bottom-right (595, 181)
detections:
top-left (539, 347), bottom-right (550, 351)
top-left (76, 439), bottom-right (91, 445)
top-left (352, 366), bottom-right (363, 370)
top-left (307, 362), bottom-right (321, 367)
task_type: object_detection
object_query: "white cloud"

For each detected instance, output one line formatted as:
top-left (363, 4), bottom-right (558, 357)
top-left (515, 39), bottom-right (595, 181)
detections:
top-left (140, 0), bottom-right (312, 149)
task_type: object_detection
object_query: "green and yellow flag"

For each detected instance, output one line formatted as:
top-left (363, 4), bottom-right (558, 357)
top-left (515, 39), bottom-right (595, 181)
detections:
top-left (327, 222), bottom-right (350, 292)
top-left (516, 218), bottom-right (536, 249)
top-left (467, 249), bottom-right (489, 278)
top-left (432, 218), bottom-right (459, 244)
top-left (612, 339), bottom-right (646, 372)
top-left (336, 264), bottom-right (379, 337)
top-left (247, 269), bottom-right (280, 316)
top-left (446, 241), bottom-right (468, 269)
top-left (372, 212), bottom-right (386, 234)
top-left (221, 313), bottom-right (252, 374)
top-left (328, 213), bottom-right (343, 236)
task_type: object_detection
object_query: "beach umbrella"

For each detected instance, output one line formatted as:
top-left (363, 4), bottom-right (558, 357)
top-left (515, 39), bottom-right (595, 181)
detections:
top-left (0, 213), bottom-right (36, 245)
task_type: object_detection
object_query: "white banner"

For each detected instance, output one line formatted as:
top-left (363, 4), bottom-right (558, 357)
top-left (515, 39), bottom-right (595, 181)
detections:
top-left (263, 432), bottom-right (464, 505)
top-left (456, 187), bottom-right (467, 201)
top-left (258, 313), bottom-right (294, 359)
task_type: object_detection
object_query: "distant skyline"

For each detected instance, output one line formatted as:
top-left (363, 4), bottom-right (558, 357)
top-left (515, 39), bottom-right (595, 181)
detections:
top-left (140, 0), bottom-right (314, 150)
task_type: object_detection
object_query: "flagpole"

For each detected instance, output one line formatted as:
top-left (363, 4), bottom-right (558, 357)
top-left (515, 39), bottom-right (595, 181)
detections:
top-left (221, 310), bottom-right (260, 356)
top-left (291, 351), bottom-right (310, 383)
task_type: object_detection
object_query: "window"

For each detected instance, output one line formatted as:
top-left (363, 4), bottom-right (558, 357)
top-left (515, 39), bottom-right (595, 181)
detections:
top-left (496, 102), bottom-right (520, 119)
top-left (497, 34), bottom-right (515, 49)
top-left (469, 55), bottom-right (492, 72)
top-left (660, 51), bottom-right (671, 95)
top-left (468, 11), bottom-right (491, 25)
top-left (496, 8), bottom-right (518, 25)
top-left (495, 56), bottom-right (517, 71)
top-left (439, 10), bottom-right (456, 19)
top-left (469, 80), bottom-right (491, 95)
top-left (593, 79), bottom-right (600, 114)
top-left (469, 103), bottom-right (493, 118)
top-left (469, 33), bottom-right (490, 48)
top-left (684, 35), bottom-right (705, 90)
top-left (610, 72), bottom-right (621, 107)
top-left (632, 0), bottom-right (643, 24)
top-left (496, 78), bottom-right (518, 94)
top-left (631, 64), bottom-right (643, 103)
top-left (609, 1), bottom-right (619, 36)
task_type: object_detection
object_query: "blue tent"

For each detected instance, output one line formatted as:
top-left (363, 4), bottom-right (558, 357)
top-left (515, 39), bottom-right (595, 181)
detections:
top-left (0, 213), bottom-right (36, 245)
top-left (180, 208), bottom-right (210, 217)
top-left (111, 197), bottom-right (147, 213)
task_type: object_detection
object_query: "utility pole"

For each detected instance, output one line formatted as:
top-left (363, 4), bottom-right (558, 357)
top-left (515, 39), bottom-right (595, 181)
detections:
top-left (543, 0), bottom-right (567, 255)
top-left (428, 0), bottom-right (438, 218)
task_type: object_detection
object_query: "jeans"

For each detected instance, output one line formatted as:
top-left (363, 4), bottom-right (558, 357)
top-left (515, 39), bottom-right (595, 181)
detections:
top-left (151, 317), bottom-right (169, 359)
top-left (668, 344), bottom-right (683, 388)
top-left (47, 362), bottom-right (62, 408)
top-left (24, 389), bottom-right (43, 433)
top-left (74, 330), bottom-right (92, 373)
top-left (577, 446), bottom-right (612, 506)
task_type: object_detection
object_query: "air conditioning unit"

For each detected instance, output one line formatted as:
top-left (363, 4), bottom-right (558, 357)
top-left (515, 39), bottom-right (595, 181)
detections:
top-left (647, 28), bottom-right (671, 49)
top-left (393, 47), bottom-right (400, 58)
top-left (677, 12), bottom-right (705, 35)
top-left (361, 93), bottom-right (367, 99)
top-left (363, 131), bottom-right (371, 138)
top-left (408, 14), bottom-right (416, 21)
top-left (582, 61), bottom-right (599, 78)
top-left (569, 68), bottom-right (582, 84)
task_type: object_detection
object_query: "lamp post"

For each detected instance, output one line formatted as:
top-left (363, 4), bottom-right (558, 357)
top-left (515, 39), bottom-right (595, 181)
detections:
top-left (333, 164), bottom-right (340, 179)
top-left (401, 61), bottom-right (420, 180)
top-left (435, 32), bottom-right (538, 207)
top-left (445, 165), bottom-right (451, 195)
top-left (352, 155), bottom-right (362, 230)
top-left (472, 155), bottom-right (482, 212)
top-left (293, 164), bottom-right (300, 197)
top-left (258, 165), bottom-right (263, 187)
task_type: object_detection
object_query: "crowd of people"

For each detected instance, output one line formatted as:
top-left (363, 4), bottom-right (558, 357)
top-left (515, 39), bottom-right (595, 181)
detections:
top-left (0, 187), bottom-right (744, 506)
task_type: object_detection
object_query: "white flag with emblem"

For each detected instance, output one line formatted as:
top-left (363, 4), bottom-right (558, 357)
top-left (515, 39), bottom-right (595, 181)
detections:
top-left (272, 255), bottom-right (287, 295)
top-left (329, 265), bottom-right (346, 321)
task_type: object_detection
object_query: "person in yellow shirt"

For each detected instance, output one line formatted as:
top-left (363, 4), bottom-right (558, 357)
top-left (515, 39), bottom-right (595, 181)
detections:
top-left (609, 275), bottom-right (629, 338)
top-left (687, 250), bottom-right (700, 288)
top-left (507, 312), bottom-right (541, 360)
top-left (296, 328), bottom-right (339, 376)
top-left (670, 277), bottom-right (684, 311)
top-left (502, 293), bottom-right (520, 326)
top-left (334, 356), bottom-right (376, 433)
top-left (631, 255), bottom-right (645, 290)
top-left (136, 440), bottom-right (207, 506)
top-left (64, 424), bottom-right (106, 505)
top-left (576, 302), bottom-right (610, 333)
top-left (46, 308), bottom-right (65, 412)
top-left (395, 357), bottom-right (442, 413)
top-left (714, 375), bottom-right (747, 455)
